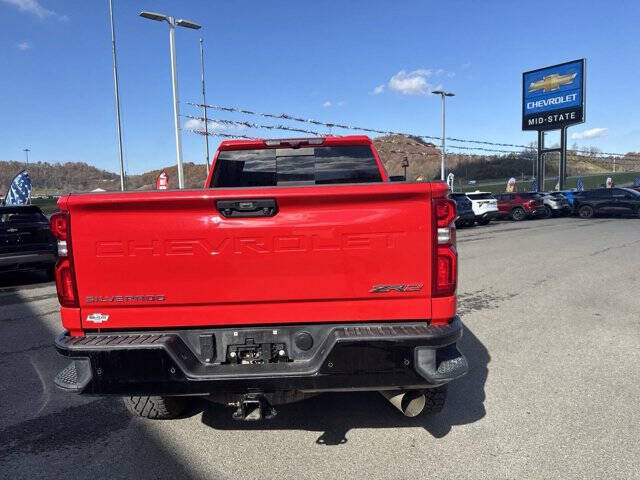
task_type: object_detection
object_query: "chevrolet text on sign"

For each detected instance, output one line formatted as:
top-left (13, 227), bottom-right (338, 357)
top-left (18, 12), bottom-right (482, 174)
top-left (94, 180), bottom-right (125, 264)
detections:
top-left (522, 59), bottom-right (585, 131)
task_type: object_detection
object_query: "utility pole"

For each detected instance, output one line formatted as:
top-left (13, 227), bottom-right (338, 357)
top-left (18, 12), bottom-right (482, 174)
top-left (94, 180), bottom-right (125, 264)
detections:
top-left (432, 90), bottom-right (455, 181)
top-left (140, 11), bottom-right (201, 189)
top-left (23, 148), bottom-right (30, 165)
top-left (109, 0), bottom-right (126, 191)
top-left (199, 37), bottom-right (210, 172)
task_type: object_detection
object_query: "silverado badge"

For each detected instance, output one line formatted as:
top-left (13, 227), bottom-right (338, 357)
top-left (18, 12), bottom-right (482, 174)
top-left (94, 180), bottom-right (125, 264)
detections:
top-left (86, 313), bottom-right (110, 324)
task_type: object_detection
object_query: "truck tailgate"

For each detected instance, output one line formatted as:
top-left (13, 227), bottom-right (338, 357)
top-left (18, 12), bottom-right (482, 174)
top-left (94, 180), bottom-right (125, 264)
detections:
top-left (65, 183), bottom-right (435, 329)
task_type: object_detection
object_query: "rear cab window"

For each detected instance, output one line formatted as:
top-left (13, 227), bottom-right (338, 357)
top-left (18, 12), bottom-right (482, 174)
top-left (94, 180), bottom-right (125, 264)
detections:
top-left (210, 145), bottom-right (383, 188)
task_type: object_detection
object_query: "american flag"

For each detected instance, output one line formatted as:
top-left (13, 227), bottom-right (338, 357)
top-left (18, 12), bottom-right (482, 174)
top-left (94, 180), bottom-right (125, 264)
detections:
top-left (576, 177), bottom-right (584, 191)
top-left (4, 170), bottom-right (32, 206)
top-left (530, 178), bottom-right (538, 192)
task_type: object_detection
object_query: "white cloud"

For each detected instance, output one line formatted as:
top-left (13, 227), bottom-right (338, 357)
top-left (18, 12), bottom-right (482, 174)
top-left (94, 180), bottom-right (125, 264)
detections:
top-left (370, 84), bottom-right (385, 95)
top-left (388, 69), bottom-right (434, 95)
top-left (1, 0), bottom-right (68, 20)
top-left (571, 128), bottom-right (608, 140)
top-left (16, 41), bottom-right (31, 50)
top-left (322, 101), bottom-right (332, 108)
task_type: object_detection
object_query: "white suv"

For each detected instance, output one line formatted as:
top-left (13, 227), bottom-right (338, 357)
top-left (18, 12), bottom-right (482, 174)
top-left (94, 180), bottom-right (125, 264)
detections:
top-left (465, 191), bottom-right (500, 225)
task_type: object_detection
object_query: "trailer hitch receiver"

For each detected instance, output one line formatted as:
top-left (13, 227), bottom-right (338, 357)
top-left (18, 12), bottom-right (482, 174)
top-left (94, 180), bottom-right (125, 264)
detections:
top-left (232, 393), bottom-right (277, 421)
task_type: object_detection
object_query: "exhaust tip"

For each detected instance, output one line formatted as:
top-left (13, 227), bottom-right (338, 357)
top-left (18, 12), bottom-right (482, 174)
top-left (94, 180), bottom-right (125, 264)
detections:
top-left (380, 390), bottom-right (426, 417)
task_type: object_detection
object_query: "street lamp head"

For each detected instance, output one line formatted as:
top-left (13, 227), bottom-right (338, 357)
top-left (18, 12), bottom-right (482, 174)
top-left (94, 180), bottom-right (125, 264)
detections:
top-left (432, 89), bottom-right (455, 97)
top-left (139, 11), bottom-right (167, 22)
top-left (176, 18), bottom-right (201, 29)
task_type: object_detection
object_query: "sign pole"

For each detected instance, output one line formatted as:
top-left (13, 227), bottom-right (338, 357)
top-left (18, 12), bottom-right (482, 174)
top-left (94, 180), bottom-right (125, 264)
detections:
top-left (559, 127), bottom-right (567, 190)
top-left (537, 131), bottom-right (544, 192)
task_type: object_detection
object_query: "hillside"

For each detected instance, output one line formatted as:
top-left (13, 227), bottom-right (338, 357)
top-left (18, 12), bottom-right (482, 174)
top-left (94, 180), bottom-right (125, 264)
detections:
top-left (1, 141), bottom-right (638, 197)
top-left (0, 161), bottom-right (119, 195)
top-left (373, 135), bottom-right (441, 180)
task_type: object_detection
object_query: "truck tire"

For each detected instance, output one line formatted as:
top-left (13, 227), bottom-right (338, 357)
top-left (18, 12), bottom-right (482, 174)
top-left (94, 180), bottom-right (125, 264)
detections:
top-left (511, 207), bottom-right (526, 221)
top-left (578, 205), bottom-right (594, 219)
top-left (542, 206), bottom-right (552, 218)
top-left (422, 385), bottom-right (448, 415)
top-left (123, 395), bottom-right (186, 419)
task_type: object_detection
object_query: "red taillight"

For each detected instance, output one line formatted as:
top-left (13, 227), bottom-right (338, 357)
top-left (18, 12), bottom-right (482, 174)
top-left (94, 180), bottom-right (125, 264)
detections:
top-left (50, 212), bottom-right (78, 308)
top-left (435, 198), bottom-right (456, 227)
top-left (55, 258), bottom-right (77, 307)
top-left (434, 246), bottom-right (457, 296)
top-left (432, 198), bottom-right (458, 298)
top-left (50, 212), bottom-right (68, 241)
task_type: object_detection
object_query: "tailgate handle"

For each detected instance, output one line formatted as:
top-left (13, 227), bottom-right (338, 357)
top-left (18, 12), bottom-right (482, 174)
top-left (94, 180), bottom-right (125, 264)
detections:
top-left (217, 199), bottom-right (278, 218)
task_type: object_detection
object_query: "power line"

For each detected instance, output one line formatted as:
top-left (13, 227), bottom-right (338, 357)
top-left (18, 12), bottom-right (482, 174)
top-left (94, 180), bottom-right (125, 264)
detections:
top-left (184, 115), bottom-right (323, 136)
top-left (188, 101), bottom-right (640, 160)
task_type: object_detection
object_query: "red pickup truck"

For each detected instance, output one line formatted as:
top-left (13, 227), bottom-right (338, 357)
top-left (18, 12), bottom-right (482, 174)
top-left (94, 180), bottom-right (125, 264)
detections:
top-left (51, 136), bottom-right (467, 420)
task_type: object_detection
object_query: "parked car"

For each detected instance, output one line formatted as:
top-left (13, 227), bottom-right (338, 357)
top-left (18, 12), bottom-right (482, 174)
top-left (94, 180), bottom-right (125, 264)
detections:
top-left (572, 187), bottom-right (640, 218)
top-left (539, 192), bottom-right (571, 217)
top-left (550, 189), bottom-right (578, 207)
top-left (0, 205), bottom-right (57, 276)
top-left (465, 191), bottom-right (500, 225)
top-left (51, 135), bottom-right (468, 421)
top-left (495, 192), bottom-right (546, 221)
top-left (449, 193), bottom-right (476, 227)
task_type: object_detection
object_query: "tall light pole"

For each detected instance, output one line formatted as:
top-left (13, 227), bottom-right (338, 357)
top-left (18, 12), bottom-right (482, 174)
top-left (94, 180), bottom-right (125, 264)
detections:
top-left (432, 90), bottom-right (455, 181)
top-left (140, 11), bottom-right (201, 189)
top-left (23, 148), bottom-right (30, 165)
top-left (199, 37), bottom-right (210, 172)
top-left (110, 0), bottom-right (126, 191)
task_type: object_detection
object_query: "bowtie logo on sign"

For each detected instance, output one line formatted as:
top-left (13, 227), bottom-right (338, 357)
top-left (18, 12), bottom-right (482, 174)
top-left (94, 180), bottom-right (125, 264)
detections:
top-left (528, 73), bottom-right (576, 93)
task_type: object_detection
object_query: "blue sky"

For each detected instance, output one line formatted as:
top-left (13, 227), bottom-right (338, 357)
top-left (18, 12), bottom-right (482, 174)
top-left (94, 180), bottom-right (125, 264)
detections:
top-left (1, 0), bottom-right (639, 174)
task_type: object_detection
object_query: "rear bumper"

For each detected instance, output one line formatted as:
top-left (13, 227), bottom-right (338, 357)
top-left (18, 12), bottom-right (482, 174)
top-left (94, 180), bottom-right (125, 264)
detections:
top-left (54, 317), bottom-right (468, 396)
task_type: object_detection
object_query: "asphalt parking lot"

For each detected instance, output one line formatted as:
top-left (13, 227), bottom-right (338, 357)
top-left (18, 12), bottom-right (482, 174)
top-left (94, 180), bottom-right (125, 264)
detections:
top-left (1, 216), bottom-right (639, 480)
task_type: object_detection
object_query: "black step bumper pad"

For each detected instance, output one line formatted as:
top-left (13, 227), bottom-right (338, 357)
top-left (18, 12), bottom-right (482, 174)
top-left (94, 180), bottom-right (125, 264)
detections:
top-left (54, 317), bottom-right (468, 395)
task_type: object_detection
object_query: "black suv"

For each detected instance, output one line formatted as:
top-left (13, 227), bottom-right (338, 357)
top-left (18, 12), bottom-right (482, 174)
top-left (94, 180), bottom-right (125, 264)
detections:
top-left (573, 188), bottom-right (640, 218)
top-left (450, 193), bottom-right (476, 227)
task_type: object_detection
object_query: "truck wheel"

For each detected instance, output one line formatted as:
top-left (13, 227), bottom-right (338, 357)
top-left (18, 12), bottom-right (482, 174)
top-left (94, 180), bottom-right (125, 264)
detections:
top-left (542, 206), bottom-right (552, 218)
top-left (511, 207), bottom-right (526, 221)
top-left (422, 385), bottom-right (448, 415)
top-left (123, 395), bottom-right (186, 419)
top-left (578, 205), bottom-right (594, 219)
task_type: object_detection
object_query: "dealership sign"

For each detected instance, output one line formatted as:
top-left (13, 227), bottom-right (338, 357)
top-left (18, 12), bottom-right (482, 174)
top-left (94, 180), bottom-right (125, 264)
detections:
top-left (522, 59), bottom-right (585, 131)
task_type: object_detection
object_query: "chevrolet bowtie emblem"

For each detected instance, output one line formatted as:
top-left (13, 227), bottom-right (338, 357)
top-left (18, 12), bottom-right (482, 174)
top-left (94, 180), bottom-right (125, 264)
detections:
top-left (529, 73), bottom-right (577, 93)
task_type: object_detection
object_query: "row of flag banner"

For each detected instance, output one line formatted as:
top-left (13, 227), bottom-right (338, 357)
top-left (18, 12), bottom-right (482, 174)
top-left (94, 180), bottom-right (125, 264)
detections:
top-left (3, 170), bottom-right (639, 203)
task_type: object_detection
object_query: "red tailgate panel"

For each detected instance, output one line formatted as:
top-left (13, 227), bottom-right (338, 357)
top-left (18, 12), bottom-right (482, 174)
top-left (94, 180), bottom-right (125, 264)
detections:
top-left (67, 183), bottom-right (434, 329)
